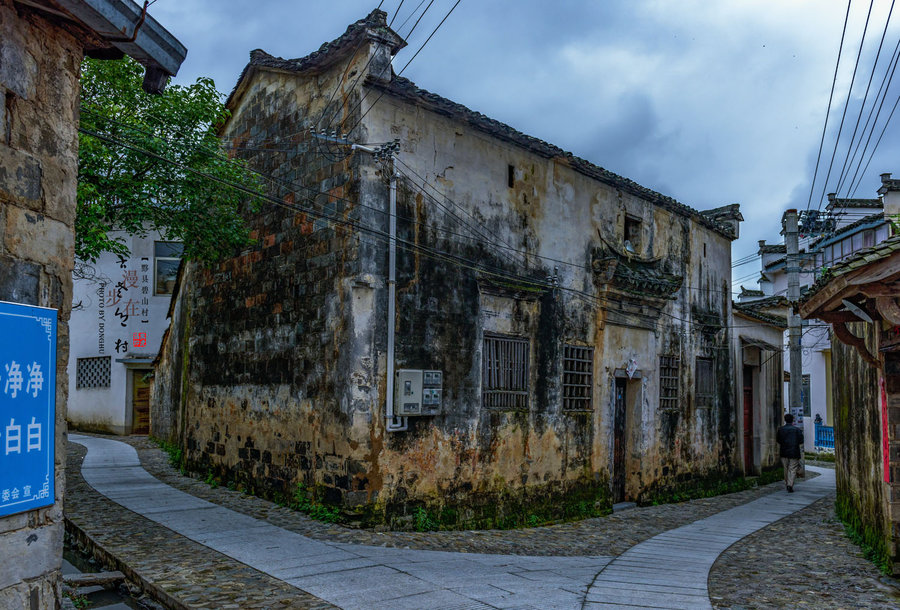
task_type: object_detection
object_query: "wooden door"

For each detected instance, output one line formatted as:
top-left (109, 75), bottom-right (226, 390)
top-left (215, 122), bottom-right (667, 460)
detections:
top-left (613, 378), bottom-right (627, 503)
top-left (132, 369), bottom-right (151, 435)
top-left (743, 366), bottom-right (753, 473)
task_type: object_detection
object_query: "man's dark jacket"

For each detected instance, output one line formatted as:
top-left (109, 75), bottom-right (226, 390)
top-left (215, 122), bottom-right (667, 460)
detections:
top-left (777, 424), bottom-right (804, 459)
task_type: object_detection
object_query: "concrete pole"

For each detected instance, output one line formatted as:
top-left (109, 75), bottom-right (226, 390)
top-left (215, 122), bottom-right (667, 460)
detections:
top-left (783, 209), bottom-right (802, 421)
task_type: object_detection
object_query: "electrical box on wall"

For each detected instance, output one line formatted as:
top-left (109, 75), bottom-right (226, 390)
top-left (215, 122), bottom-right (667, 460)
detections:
top-left (395, 369), bottom-right (442, 416)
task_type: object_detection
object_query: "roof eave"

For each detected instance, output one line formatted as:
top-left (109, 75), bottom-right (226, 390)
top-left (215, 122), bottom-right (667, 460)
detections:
top-left (56, 0), bottom-right (186, 91)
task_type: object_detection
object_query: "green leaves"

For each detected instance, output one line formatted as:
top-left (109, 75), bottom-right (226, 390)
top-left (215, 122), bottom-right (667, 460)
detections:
top-left (77, 57), bottom-right (263, 263)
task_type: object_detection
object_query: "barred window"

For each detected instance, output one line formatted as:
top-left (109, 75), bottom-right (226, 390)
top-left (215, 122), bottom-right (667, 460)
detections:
top-left (76, 356), bottom-right (111, 389)
top-left (659, 355), bottom-right (680, 410)
top-left (483, 334), bottom-right (529, 410)
top-left (696, 357), bottom-right (715, 407)
top-left (563, 344), bottom-right (593, 410)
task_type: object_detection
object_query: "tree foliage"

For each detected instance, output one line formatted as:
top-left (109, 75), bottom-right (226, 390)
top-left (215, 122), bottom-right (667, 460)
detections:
top-left (77, 57), bottom-right (262, 263)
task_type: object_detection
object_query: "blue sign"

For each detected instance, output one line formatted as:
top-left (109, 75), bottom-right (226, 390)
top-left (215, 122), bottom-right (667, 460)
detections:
top-left (0, 301), bottom-right (56, 517)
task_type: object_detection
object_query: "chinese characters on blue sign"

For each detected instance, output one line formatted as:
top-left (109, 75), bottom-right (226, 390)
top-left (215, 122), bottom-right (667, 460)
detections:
top-left (0, 301), bottom-right (56, 517)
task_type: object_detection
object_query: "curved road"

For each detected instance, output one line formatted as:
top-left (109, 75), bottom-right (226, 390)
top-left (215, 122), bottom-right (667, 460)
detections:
top-left (72, 434), bottom-right (833, 609)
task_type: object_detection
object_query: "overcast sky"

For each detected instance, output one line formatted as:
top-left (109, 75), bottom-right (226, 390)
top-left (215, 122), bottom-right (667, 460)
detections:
top-left (149, 1), bottom-right (900, 293)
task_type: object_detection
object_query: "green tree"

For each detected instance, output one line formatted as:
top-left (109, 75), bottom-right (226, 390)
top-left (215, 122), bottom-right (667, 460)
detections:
top-left (77, 57), bottom-right (262, 263)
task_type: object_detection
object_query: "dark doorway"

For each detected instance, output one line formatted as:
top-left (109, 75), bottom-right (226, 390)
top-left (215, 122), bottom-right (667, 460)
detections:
top-left (613, 378), bottom-right (627, 502)
top-left (131, 369), bottom-right (152, 435)
top-left (743, 365), bottom-right (754, 473)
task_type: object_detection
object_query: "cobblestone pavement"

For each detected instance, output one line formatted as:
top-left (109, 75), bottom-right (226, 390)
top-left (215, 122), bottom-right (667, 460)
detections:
top-left (65, 441), bottom-right (336, 609)
top-left (710, 488), bottom-right (900, 609)
top-left (69, 434), bottom-right (900, 608)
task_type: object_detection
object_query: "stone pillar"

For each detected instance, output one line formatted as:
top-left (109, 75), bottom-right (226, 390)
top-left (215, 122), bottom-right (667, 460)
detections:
top-left (0, 1), bottom-right (81, 606)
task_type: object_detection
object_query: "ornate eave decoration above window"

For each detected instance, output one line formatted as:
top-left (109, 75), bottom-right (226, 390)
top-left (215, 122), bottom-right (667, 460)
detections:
top-left (475, 271), bottom-right (547, 301)
top-left (591, 252), bottom-right (684, 302)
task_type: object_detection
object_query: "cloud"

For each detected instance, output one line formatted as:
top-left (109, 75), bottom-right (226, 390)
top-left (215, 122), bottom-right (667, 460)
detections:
top-left (148, 0), bottom-right (900, 291)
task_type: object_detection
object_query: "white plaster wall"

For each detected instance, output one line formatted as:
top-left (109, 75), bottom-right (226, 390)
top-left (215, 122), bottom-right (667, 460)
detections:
top-left (67, 230), bottom-right (176, 433)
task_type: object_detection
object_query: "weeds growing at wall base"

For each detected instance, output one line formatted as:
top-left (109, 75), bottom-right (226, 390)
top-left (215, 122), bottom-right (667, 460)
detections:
top-left (150, 436), bottom-right (185, 474)
top-left (835, 494), bottom-right (892, 575)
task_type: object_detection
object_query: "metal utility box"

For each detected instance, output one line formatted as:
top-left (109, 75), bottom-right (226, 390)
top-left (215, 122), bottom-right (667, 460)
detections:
top-left (395, 369), bottom-right (442, 416)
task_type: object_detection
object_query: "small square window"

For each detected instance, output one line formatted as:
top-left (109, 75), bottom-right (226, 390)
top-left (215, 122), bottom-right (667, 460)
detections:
top-left (154, 241), bottom-right (184, 295)
top-left (76, 356), bottom-right (111, 389)
top-left (624, 215), bottom-right (641, 252)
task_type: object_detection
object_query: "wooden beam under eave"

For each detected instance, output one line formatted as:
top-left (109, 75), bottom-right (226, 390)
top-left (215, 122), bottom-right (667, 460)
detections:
top-left (800, 275), bottom-right (849, 319)
top-left (859, 281), bottom-right (900, 298)
top-left (876, 297), bottom-right (900, 326)
top-left (832, 321), bottom-right (880, 367)
top-left (814, 310), bottom-right (869, 323)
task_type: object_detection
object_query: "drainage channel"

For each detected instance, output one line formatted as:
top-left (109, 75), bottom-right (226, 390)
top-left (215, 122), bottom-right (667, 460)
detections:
top-left (63, 537), bottom-right (164, 610)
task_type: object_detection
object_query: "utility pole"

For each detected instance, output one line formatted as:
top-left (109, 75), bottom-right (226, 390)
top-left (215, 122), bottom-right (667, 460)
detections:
top-left (337, 135), bottom-right (407, 431)
top-left (783, 209), bottom-right (802, 422)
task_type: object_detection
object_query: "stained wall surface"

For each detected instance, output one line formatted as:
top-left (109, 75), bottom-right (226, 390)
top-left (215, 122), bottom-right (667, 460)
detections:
top-left (0, 1), bottom-right (81, 606)
top-left (154, 27), bottom-right (739, 527)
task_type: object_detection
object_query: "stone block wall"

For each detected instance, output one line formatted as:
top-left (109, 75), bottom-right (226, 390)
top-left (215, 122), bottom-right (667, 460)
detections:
top-left (159, 66), bottom-right (375, 508)
top-left (831, 322), bottom-right (892, 567)
top-left (0, 1), bottom-right (81, 606)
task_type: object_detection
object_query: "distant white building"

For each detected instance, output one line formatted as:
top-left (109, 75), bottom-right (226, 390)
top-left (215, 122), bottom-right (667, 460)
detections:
top-left (68, 232), bottom-right (182, 434)
top-left (739, 175), bottom-right (895, 448)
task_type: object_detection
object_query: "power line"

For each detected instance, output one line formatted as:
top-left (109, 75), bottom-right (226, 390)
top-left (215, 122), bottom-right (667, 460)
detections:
top-left (833, 0), bottom-right (896, 197)
top-left (82, 104), bottom-right (742, 299)
top-left (805, 0), bottom-right (854, 215)
top-left (396, 0), bottom-right (432, 35)
top-left (341, 0), bottom-right (463, 135)
top-left (388, 0), bottom-right (405, 27)
top-left (82, 124), bottom-right (774, 332)
top-left (814, 0), bottom-right (876, 214)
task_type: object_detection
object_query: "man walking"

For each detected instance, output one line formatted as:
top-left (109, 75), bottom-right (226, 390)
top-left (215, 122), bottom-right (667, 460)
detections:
top-left (777, 413), bottom-right (804, 492)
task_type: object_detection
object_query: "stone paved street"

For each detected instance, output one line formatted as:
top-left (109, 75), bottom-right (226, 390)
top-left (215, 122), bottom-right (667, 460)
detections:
top-left (65, 433), bottom-right (900, 608)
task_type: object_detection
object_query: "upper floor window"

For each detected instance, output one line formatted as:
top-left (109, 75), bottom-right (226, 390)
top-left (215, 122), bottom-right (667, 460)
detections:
top-left (154, 241), bottom-right (183, 295)
top-left (624, 215), bottom-right (641, 253)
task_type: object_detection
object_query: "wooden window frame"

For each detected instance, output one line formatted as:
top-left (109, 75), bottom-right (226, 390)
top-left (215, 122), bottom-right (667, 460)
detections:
top-left (562, 344), bottom-right (593, 411)
top-left (482, 333), bottom-right (530, 410)
top-left (659, 355), bottom-right (680, 410)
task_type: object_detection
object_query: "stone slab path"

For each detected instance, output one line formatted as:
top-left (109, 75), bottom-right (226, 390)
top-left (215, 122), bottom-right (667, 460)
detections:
top-left (585, 467), bottom-right (834, 609)
top-left (72, 435), bottom-right (833, 609)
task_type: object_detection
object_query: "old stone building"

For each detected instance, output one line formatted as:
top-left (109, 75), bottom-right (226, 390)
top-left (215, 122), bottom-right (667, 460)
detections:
top-left (0, 0), bottom-right (184, 606)
top-left (154, 11), bottom-right (742, 528)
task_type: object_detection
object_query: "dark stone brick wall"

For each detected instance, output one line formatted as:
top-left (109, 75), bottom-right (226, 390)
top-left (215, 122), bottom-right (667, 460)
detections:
top-left (0, 1), bottom-right (82, 606)
top-left (169, 68), bottom-right (371, 506)
top-left (832, 322), bottom-right (891, 560)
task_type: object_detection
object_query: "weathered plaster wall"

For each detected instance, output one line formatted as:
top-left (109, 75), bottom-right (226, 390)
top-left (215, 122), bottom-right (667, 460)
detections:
top-left (158, 37), bottom-right (736, 525)
top-left (831, 322), bottom-right (891, 563)
top-left (363, 88), bottom-right (736, 509)
top-left (0, 1), bottom-right (81, 606)
top-left (151, 261), bottom-right (191, 443)
top-left (68, 230), bottom-right (174, 434)
top-left (733, 316), bottom-right (784, 474)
